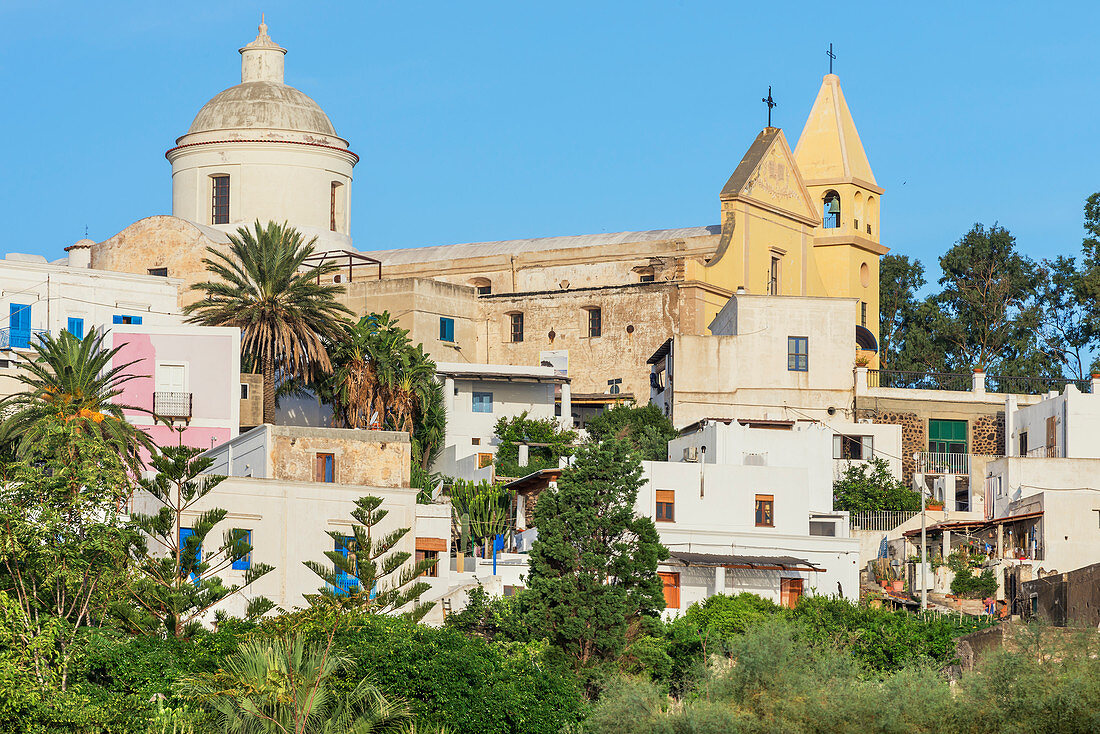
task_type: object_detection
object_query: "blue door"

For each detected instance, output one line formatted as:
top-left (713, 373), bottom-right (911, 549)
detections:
top-left (9, 304), bottom-right (30, 349)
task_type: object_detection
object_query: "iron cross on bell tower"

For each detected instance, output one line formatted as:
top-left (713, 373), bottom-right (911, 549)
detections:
top-left (827, 43), bottom-right (837, 74)
top-left (762, 86), bottom-right (777, 128)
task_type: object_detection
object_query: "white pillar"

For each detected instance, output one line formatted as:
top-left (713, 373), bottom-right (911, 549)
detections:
top-left (855, 366), bottom-right (869, 396)
top-left (972, 369), bottom-right (986, 394)
top-left (713, 565), bottom-right (725, 596)
top-left (559, 381), bottom-right (572, 430)
top-left (518, 444), bottom-right (529, 468)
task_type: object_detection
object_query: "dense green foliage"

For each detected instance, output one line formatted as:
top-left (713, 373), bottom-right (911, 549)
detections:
top-left (583, 403), bottom-right (678, 461)
top-left (525, 440), bottom-right (667, 676)
top-left (492, 411), bottom-right (577, 478)
top-left (447, 480), bottom-right (513, 550)
top-left (832, 457), bottom-right (921, 512)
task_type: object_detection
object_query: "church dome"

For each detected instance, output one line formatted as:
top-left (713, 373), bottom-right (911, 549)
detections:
top-left (187, 82), bottom-right (337, 136)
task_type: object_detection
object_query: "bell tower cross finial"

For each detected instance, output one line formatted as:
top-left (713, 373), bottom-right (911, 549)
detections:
top-left (826, 43), bottom-right (836, 74)
top-left (762, 86), bottom-right (777, 128)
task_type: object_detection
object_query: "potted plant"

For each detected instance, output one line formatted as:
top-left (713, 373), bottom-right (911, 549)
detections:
top-left (927, 501), bottom-right (944, 511)
top-left (892, 580), bottom-right (904, 592)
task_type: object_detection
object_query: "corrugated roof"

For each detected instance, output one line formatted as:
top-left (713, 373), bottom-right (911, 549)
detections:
top-left (360, 225), bottom-right (721, 266)
top-left (669, 551), bottom-right (821, 571)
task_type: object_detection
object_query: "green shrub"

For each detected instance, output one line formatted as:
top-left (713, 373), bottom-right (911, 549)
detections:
top-left (950, 568), bottom-right (998, 599)
top-left (683, 593), bottom-right (779, 638)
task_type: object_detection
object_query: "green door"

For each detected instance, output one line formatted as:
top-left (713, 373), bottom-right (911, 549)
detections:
top-left (929, 419), bottom-right (967, 454)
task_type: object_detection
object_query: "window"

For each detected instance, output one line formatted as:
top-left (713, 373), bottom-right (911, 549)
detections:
top-left (330, 182), bottom-right (339, 232)
top-left (113, 314), bottom-right (143, 325)
top-left (240, 383), bottom-right (249, 400)
top-left (639, 273), bottom-right (655, 283)
top-left (315, 453), bottom-right (335, 483)
top-left (608, 378), bottom-right (622, 395)
top-left (509, 313), bottom-right (524, 342)
top-left (1046, 415), bottom-right (1057, 457)
top-left (66, 317), bottom-right (84, 339)
top-left (658, 571), bottom-right (681, 609)
top-left (231, 529), bottom-right (252, 570)
top-left (755, 494), bottom-right (774, 527)
top-left (769, 256), bottom-right (780, 295)
top-left (473, 392), bottom-right (493, 413)
top-left (928, 419), bottom-right (967, 454)
top-left (156, 362), bottom-right (187, 394)
top-left (334, 535), bottom-right (359, 595)
top-left (471, 437), bottom-right (481, 446)
top-left (809, 521), bottom-right (836, 537)
top-left (477, 452), bottom-right (494, 469)
top-left (860, 301), bottom-right (868, 327)
top-left (8, 303), bottom-right (30, 349)
top-left (148, 267), bottom-right (168, 277)
top-left (586, 307), bottom-right (602, 337)
top-left (832, 435), bottom-right (873, 460)
top-left (477, 284), bottom-right (492, 295)
top-left (655, 490), bottom-right (675, 522)
top-left (179, 527), bottom-right (200, 582)
top-left (416, 549), bottom-right (440, 577)
top-left (780, 577), bottom-right (803, 608)
top-left (787, 336), bottom-right (808, 372)
top-left (469, 277), bottom-right (493, 295)
top-left (439, 316), bottom-right (455, 342)
top-left (211, 175), bottom-right (229, 224)
top-left (822, 190), bottom-right (841, 229)
top-left (415, 538), bottom-right (445, 577)
top-left (1019, 431), bottom-right (1028, 456)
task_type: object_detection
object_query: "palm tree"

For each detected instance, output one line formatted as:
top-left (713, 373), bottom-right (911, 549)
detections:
top-left (0, 327), bottom-right (156, 472)
top-left (178, 633), bottom-right (413, 734)
top-left (184, 221), bottom-right (354, 424)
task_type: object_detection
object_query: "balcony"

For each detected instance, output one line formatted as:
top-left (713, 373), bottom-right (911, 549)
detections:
top-left (154, 392), bottom-right (193, 420)
top-left (915, 451), bottom-right (970, 476)
top-left (0, 328), bottom-right (49, 351)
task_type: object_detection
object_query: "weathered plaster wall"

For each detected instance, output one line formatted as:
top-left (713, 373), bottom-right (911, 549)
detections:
top-left (240, 373), bottom-right (263, 428)
top-left (269, 427), bottom-right (410, 488)
top-left (477, 282), bottom-right (682, 397)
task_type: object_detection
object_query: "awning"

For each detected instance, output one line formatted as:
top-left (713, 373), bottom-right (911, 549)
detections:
top-left (570, 392), bottom-right (634, 405)
top-left (502, 468), bottom-right (563, 493)
top-left (856, 325), bottom-right (878, 352)
top-left (668, 550), bottom-right (821, 572)
top-left (902, 510), bottom-right (1043, 538)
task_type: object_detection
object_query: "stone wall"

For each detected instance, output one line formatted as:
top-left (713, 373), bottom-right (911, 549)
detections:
top-left (858, 410), bottom-right (924, 482)
top-left (972, 413), bottom-right (1005, 456)
top-left (270, 427), bottom-right (410, 488)
top-left (240, 373), bottom-right (263, 428)
top-left (477, 282), bottom-right (683, 398)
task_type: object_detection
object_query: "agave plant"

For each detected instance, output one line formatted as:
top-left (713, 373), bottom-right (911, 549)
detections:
top-left (0, 326), bottom-right (156, 471)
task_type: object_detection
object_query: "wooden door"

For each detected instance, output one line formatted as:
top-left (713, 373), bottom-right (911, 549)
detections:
top-left (780, 577), bottom-right (803, 609)
top-left (658, 571), bottom-right (680, 609)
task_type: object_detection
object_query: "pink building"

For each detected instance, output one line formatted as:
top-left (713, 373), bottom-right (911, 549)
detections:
top-left (110, 325), bottom-right (242, 458)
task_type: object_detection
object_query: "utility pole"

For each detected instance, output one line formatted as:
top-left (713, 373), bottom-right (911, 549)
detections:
top-left (918, 452), bottom-right (927, 611)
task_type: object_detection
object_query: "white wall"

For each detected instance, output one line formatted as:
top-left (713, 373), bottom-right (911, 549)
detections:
top-left (1010, 386), bottom-right (1100, 459)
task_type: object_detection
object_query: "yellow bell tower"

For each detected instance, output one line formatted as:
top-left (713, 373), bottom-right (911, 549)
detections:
top-left (794, 73), bottom-right (888, 359)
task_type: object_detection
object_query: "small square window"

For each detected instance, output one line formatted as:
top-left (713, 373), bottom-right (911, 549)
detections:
top-left (416, 549), bottom-right (440, 577)
top-left (473, 392), bottom-right (493, 413)
top-left (639, 273), bottom-right (655, 283)
top-left (240, 383), bottom-right (249, 400)
top-left (113, 314), bottom-right (143, 325)
top-left (439, 317), bottom-right (455, 342)
top-left (787, 337), bottom-right (808, 372)
top-left (755, 494), bottom-right (774, 527)
top-left (148, 267), bottom-right (168, 277)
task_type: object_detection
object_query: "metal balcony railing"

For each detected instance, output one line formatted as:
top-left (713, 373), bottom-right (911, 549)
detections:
top-left (849, 510), bottom-right (920, 532)
top-left (0, 328), bottom-right (49, 351)
top-left (154, 392), bottom-right (193, 419)
top-left (1025, 445), bottom-right (1060, 458)
top-left (915, 451), bottom-right (970, 476)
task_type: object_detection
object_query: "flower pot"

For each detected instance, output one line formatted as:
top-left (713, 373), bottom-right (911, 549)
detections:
top-left (892, 581), bottom-right (904, 592)
top-left (880, 580), bottom-right (889, 588)
top-left (927, 504), bottom-right (944, 511)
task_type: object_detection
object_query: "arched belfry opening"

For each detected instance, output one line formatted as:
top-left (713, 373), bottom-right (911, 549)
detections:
top-left (822, 190), bottom-right (841, 229)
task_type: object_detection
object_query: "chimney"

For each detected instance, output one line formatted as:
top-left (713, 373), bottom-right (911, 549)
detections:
top-left (65, 239), bottom-right (94, 269)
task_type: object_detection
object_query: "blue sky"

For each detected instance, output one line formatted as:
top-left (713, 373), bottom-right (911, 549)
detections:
top-left (2, 1), bottom-right (1098, 281)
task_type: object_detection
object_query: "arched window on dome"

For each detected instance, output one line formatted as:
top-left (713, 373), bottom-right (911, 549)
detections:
top-left (330, 182), bottom-right (346, 233)
top-left (211, 174), bottom-right (230, 225)
top-left (822, 190), bottom-right (841, 229)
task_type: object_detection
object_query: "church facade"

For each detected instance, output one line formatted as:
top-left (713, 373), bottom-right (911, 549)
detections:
top-left (85, 21), bottom-right (888, 418)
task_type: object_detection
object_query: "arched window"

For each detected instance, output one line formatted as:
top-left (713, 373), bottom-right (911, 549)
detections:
top-left (822, 190), bottom-right (841, 229)
top-left (468, 277), bottom-right (492, 295)
top-left (853, 191), bottom-right (863, 231)
top-left (865, 196), bottom-right (877, 237)
top-left (211, 174), bottom-right (230, 224)
top-left (330, 181), bottom-right (345, 233)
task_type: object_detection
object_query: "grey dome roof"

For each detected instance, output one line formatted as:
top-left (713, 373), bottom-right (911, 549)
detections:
top-left (187, 81), bottom-right (337, 137)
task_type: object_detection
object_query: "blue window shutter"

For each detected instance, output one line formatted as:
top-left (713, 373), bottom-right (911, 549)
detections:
top-left (133, 315), bottom-right (143, 325)
top-left (66, 317), bottom-right (84, 339)
top-left (439, 317), bottom-right (454, 342)
top-left (9, 304), bottom-right (30, 349)
top-left (333, 535), bottom-right (359, 595)
top-left (113, 315), bottom-right (124, 325)
top-left (231, 529), bottom-right (252, 570)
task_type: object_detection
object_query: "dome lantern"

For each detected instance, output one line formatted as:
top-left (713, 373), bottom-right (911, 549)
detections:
top-left (240, 14), bottom-right (286, 85)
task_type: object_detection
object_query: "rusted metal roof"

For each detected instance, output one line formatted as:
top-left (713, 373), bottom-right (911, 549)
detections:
top-left (668, 550), bottom-right (821, 572)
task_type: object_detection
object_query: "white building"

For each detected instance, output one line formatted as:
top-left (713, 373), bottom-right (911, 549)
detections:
top-left (643, 421), bottom-right (860, 613)
top-left (433, 362), bottom-right (571, 482)
top-left (140, 425), bottom-right (457, 624)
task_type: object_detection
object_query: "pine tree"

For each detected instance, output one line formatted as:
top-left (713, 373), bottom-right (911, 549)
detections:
top-left (124, 440), bottom-right (275, 636)
top-left (304, 495), bottom-right (436, 622)
top-left (524, 439), bottom-right (667, 673)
